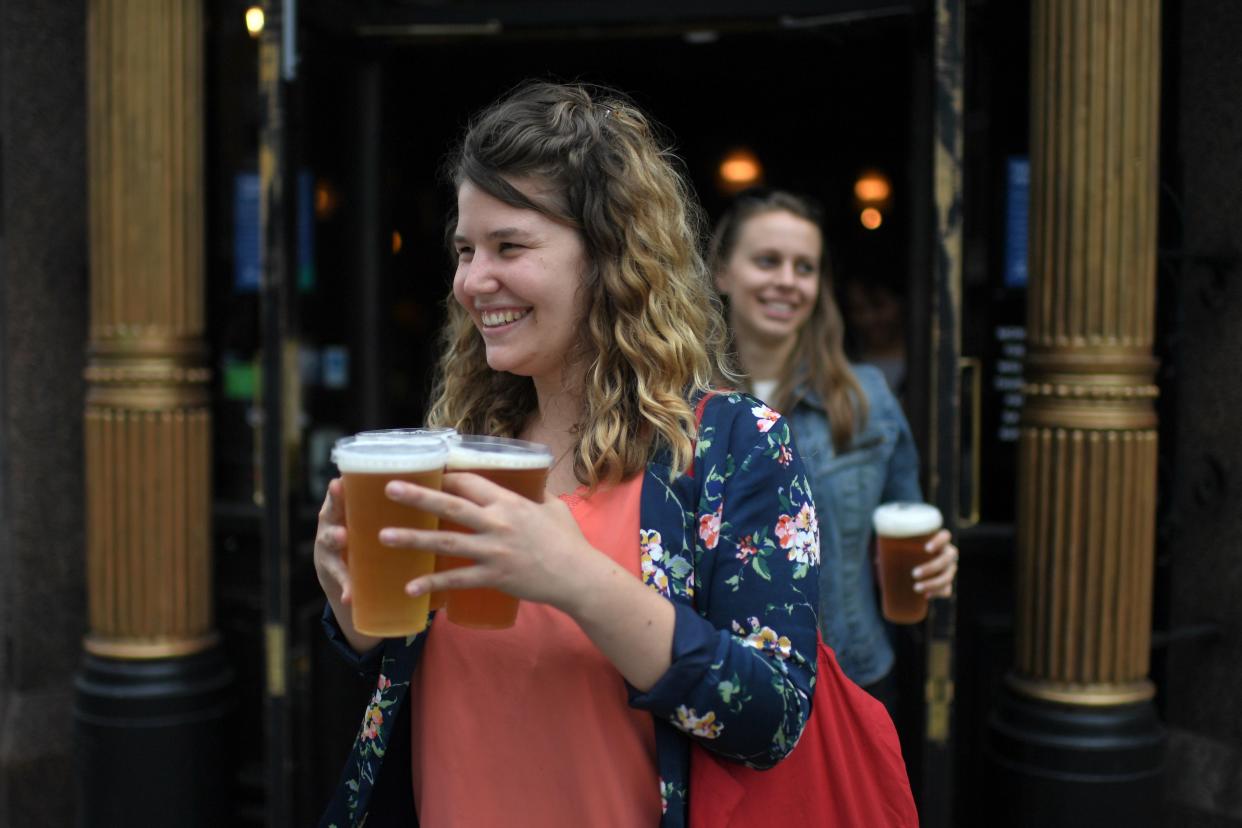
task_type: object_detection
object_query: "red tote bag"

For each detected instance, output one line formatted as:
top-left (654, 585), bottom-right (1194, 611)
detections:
top-left (689, 635), bottom-right (919, 828)
top-left (687, 392), bottom-right (918, 826)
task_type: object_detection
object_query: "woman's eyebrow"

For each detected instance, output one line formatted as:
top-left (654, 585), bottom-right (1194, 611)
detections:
top-left (452, 227), bottom-right (533, 243)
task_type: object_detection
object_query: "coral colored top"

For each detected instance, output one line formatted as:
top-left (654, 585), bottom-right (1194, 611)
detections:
top-left (409, 474), bottom-right (660, 828)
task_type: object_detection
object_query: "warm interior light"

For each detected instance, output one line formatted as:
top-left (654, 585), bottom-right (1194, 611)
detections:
top-left (314, 179), bottom-right (339, 220)
top-left (391, 231), bottom-right (403, 255)
top-left (860, 208), bottom-right (883, 230)
top-left (718, 149), bottom-right (763, 191)
top-left (854, 171), bottom-right (891, 204)
top-left (245, 6), bottom-right (265, 37)
top-left (721, 157), bottom-right (760, 184)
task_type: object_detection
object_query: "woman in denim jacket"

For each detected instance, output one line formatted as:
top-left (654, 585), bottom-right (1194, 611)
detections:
top-left (312, 84), bottom-right (819, 828)
top-left (711, 189), bottom-right (959, 704)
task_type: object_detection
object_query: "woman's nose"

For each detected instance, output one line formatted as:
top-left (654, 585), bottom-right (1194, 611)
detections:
top-left (774, 262), bottom-right (796, 286)
top-left (459, 252), bottom-right (501, 296)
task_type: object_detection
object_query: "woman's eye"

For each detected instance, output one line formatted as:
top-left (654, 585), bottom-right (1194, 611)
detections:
top-left (795, 260), bottom-right (817, 275)
top-left (754, 254), bottom-right (779, 269)
top-left (456, 247), bottom-right (473, 260)
top-left (499, 242), bottom-right (523, 254)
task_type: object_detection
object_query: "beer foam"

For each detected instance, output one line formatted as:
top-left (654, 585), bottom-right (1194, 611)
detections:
top-left (357, 427), bottom-right (460, 442)
top-left (332, 428), bottom-right (459, 464)
top-left (334, 440), bottom-right (448, 473)
top-left (872, 502), bottom-right (943, 537)
top-left (447, 437), bottom-right (552, 470)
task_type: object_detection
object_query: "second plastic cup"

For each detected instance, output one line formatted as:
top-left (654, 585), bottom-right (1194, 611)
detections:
top-left (438, 436), bottom-right (552, 630)
top-left (872, 502), bottom-right (943, 624)
top-left (335, 437), bottom-right (449, 637)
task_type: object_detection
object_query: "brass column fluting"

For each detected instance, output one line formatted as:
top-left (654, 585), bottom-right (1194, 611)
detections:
top-left (77, 3), bottom-right (231, 824)
top-left (83, 0), bottom-right (215, 659)
top-left (1012, 0), bottom-right (1162, 706)
top-left (985, 4), bottom-right (1165, 823)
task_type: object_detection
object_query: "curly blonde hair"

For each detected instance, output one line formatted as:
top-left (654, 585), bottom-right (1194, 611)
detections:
top-left (426, 81), bottom-right (733, 486)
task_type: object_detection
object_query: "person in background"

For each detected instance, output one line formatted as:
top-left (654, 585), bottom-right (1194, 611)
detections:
top-left (313, 84), bottom-right (820, 828)
top-left (710, 188), bottom-right (957, 710)
top-left (843, 267), bottom-right (909, 398)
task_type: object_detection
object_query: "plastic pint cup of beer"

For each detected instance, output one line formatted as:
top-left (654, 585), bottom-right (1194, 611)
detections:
top-left (354, 429), bottom-right (462, 611)
top-left (439, 436), bottom-right (553, 630)
top-left (872, 502), bottom-right (944, 624)
top-left (334, 437), bottom-right (449, 637)
top-left (333, 429), bottom-right (461, 611)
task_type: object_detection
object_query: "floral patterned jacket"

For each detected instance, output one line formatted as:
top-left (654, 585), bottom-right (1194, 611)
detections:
top-left (318, 392), bottom-right (821, 828)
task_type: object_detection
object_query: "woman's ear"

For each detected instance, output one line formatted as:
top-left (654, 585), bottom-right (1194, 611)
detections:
top-left (713, 266), bottom-right (731, 295)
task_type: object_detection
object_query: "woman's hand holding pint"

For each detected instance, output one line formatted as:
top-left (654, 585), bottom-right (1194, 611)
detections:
top-left (313, 478), bottom-right (382, 654)
top-left (911, 529), bottom-right (959, 598)
top-left (382, 473), bottom-right (604, 613)
top-left (381, 472), bottom-right (676, 691)
top-left (314, 479), bottom-right (351, 601)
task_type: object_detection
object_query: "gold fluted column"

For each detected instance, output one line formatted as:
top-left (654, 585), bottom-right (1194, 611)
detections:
top-left (1012, 0), bottom-right (1161, 706)
top-left (84, 0), bottom-right (215, 660)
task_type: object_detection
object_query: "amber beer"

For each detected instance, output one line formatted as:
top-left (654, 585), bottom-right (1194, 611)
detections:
top-left (872, 502), bottom-right (944, 624)
top-left (438, 436), bottom-right (552, 629)
top-left (335, 429), bottom-right (461, 611)
top-left (335, 438), bottom-right (449, 636)
top-left (352, 429), bottom-right (462, 611)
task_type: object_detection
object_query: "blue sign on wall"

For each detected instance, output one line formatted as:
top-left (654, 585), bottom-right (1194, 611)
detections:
top-left (233, 173), bottom-right (262, 292)
top-left (1004, 156), bottom-right (1030, 290)
top-left (233, 170), bottom-right (316, 293)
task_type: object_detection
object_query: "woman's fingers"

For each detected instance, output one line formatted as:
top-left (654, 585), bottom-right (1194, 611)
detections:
top-left (320, 477), bottom-right (347, 524)
top-left (315, 478), bottom-right (354, 600)
top-left (315, 523), bottom-right (354, 602)
top-left (405, 561), bottom-right (495, 598)
top-left (913, 538), bottom-right (959, 598)
top-left (923, 528), bottom-right (952, 553)
top-left (379, 525), bottom-right (487, 561)
top-left (916, 560), bottom-right (957, 597)
top-left (385, 478), bottom-right (493, 532)
top-left (913, 542), bottom-right (957, 577)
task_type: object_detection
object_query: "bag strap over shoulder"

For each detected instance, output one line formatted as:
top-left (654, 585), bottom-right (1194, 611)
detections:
top-left (686, 389), bottom-right (729, 480)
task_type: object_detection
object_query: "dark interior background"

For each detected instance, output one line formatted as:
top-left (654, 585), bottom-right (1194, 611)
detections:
top-left (204, 2), bottom-right (1037, 824)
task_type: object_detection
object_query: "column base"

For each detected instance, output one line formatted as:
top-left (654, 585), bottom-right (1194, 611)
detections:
top-left (985, 678), bottom-right (1166, 827)
top-left (73, 643), bottom-right (234, 827)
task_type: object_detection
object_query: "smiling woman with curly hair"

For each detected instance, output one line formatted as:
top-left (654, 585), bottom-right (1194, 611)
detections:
top-left (313, 81), bottom-right (822, 828)
top-left (428, 81), bottom-right (730, 487)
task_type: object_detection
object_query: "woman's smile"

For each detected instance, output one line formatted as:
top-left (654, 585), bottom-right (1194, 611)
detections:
top-left (479, 307), bottom-right (533, 330)
top-left (756, 297), bottom-right (802, 320)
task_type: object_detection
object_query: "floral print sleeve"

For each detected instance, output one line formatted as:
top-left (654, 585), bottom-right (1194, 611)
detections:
top-left (630, 392), bottom-right (819, 770)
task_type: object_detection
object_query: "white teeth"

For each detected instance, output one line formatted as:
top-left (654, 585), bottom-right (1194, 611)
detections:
top-left (480, 309), bottom-right (531, 327)
top-left (765, 302), bottom-right (795, 313)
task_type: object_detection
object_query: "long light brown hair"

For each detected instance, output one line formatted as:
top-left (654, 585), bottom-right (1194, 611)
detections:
top-left (709, 189), bottom-right (867, 452)
top-left (426, 81), bottom-right (732, 485)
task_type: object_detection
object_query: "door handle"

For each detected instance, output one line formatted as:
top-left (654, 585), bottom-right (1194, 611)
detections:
top-left (958, 357), bottom-right (981, 528)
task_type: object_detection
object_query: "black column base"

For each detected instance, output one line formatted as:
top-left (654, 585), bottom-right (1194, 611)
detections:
top-left (985, 681), bottom-right (1166, 827)
top-left (73, 644), bottom-right (234, 828)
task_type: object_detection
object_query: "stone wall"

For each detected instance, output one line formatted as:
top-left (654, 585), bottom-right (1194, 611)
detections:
top-left (1165, 0), bottom-right (1242, 824)
top-left (0, 0), bottom-right (88, 824)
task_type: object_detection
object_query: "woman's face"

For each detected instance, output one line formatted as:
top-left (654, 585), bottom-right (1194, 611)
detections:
top-left (715, 209), bottom-right (822, 349)
top-left (452, 179), bottom-right (589, 388)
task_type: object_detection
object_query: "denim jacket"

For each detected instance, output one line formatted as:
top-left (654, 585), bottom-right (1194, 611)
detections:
top-left (318, 392), bottom-right (820, 828)
top-left (785, 364), bottom-right (921, 686)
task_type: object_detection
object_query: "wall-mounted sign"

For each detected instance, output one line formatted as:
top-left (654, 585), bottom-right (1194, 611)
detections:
top-left (1004, 156), bottom-right (1030, 290)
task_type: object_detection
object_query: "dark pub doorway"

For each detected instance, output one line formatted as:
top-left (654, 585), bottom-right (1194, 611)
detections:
top-left (206, 2), bottom-right (1028, 825)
